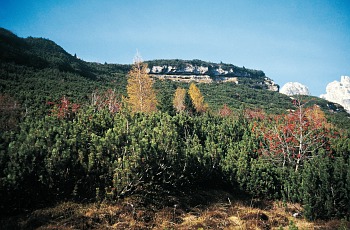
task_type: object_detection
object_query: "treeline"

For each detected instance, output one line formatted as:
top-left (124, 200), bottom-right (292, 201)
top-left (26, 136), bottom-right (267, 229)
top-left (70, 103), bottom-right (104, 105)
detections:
top-left (0, 103), bottom-right (349, 220)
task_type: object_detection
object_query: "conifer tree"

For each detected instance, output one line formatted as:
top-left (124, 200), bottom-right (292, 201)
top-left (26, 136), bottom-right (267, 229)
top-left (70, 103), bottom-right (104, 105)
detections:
top-left (188, 83), bottom-right (208, 113)
top-left (184, 90), bottom-right (195, 114)
top-left (127, 53), bottom-right (157, 113)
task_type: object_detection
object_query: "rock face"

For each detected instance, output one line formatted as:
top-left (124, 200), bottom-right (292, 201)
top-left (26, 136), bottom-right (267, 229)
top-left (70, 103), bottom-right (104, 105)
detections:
top-left (320, 76), bottom-right (350, 113)
top-left (280, 82), bottom-right (310, 96)
top-left (146, 63), bottom-right (279, 91)
top-left (147, 65), bottom-right (247, 77)
top-left (265, 78), bottom-right (279, 92)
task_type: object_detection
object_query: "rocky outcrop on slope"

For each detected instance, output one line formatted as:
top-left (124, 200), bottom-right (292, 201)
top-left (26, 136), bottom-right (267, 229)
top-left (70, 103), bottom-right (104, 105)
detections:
top-left (280, 82), bottom-right (310, 96)
top-left (146, 61), bottom-right (278, 91)
top-left (320, 76), bottom-right (350, 113)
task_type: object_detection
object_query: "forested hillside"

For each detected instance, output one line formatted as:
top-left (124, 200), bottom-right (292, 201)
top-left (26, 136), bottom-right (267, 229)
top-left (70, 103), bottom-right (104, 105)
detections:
top-left (1, 27), bottom-right (349, 225)
top-left (0, 27), bottom-right (348, 126)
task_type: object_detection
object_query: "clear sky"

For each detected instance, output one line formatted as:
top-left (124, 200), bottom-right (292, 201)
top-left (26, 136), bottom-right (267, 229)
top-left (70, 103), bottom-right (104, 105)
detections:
top-left (1, 0), bottom-right (349, 96)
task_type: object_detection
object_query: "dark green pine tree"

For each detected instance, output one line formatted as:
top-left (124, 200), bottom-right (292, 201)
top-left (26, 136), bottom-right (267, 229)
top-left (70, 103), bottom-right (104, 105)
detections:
top-left (157, 89), bottom-right (175, 115)
top-left (330, 155), bottom-right (350, 218)
top-left (184, 91), bottom-right (195, 115)
top-left (302, 153), bottom-right (332, 220)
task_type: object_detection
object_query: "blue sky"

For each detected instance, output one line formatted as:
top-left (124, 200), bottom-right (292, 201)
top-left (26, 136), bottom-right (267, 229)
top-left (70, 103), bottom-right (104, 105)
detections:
top-left (1, 0), bottom-right (349, 96)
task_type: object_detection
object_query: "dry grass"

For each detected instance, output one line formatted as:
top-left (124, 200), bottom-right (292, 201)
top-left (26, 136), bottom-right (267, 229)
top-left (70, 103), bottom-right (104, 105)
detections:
top-left (1, 189), bottom-right (349, 229)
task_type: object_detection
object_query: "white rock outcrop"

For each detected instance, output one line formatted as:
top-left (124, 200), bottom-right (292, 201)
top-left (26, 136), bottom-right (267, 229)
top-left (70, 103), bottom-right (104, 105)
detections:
top-left (146, 63), bottom-right (278, 91)
top-left (280, 82), bottom-right (310, 96)
top-left (265, 78), bottom-right (279, 92)
top-left (320, 76), bottom-right (350, 113)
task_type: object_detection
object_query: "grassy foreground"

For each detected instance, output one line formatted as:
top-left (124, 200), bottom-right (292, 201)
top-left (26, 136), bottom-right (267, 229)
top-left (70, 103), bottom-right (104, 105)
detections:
top-left (1, 189), bottom-right (349, 230)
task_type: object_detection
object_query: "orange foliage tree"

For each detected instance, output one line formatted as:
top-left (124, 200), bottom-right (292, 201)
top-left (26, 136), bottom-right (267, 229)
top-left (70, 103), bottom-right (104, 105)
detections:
top-left (257, 99), bottom-right (334, 171)
top-left (188, 83), bottom-right (208, 113)
top-left (48, 96), bottom-right (80, 119)
top-left (127, 54), bottom-right (157, 113)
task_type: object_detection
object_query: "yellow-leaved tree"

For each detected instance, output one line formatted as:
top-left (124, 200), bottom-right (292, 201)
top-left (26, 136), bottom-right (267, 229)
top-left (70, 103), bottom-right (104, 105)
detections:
top-left (173, 87), bottom-right (187, 112)
top-left (188, 83), bottom-right (208, 113)
top-left (127, 54), bottom-right (157, 113)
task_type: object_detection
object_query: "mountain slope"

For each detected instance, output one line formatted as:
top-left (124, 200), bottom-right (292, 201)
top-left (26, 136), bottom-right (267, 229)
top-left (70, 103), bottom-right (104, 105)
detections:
top-left (0, 28), bottom-right (101, 79)
top-left (0, 27), bottom-right (349, 128)
top-left (0, 28), bottom-right (48, 68)
top-left (0, 28), bottom-right (130, 114)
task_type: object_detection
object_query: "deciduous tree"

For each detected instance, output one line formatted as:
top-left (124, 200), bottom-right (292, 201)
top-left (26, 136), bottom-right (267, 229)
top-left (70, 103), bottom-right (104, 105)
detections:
top-left (188, 83), bottom-right (207, 113)
top-left (218, 104), bottom-right (232, 117)
top-left (127, 54), bottom-right (157, 113)
top-left (258, 98), bottom-right (333, 171)
top-left (91, 89), bottom-right (120, 113)
top-left (173, 87), bottom-right (186, 112)
top-left (48, 96), bottom-right (80, 119)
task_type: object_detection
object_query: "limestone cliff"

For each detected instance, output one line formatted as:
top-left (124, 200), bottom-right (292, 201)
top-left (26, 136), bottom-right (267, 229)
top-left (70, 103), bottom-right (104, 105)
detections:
top-left (320, 76), bottom-right (350, 113)
top-left (145, 60), bottom-right (279, 91)
top-left (280, 82), bottom-right (310, 96)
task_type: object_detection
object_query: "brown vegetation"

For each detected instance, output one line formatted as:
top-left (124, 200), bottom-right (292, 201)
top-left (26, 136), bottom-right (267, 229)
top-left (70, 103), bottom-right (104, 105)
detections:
top-left (173, 87), bottom-right (187, 112)
top-left (2, 189), bottom-right (348, 229)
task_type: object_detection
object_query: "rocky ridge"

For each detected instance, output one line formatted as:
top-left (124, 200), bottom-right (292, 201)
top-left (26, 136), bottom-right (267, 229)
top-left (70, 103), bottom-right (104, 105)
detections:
top-left (146, 62), bottom-right (279, 91)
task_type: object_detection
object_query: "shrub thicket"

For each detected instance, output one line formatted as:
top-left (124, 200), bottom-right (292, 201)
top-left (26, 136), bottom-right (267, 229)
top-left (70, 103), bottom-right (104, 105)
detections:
top-left (1, 106), bottom-right (349, 220)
